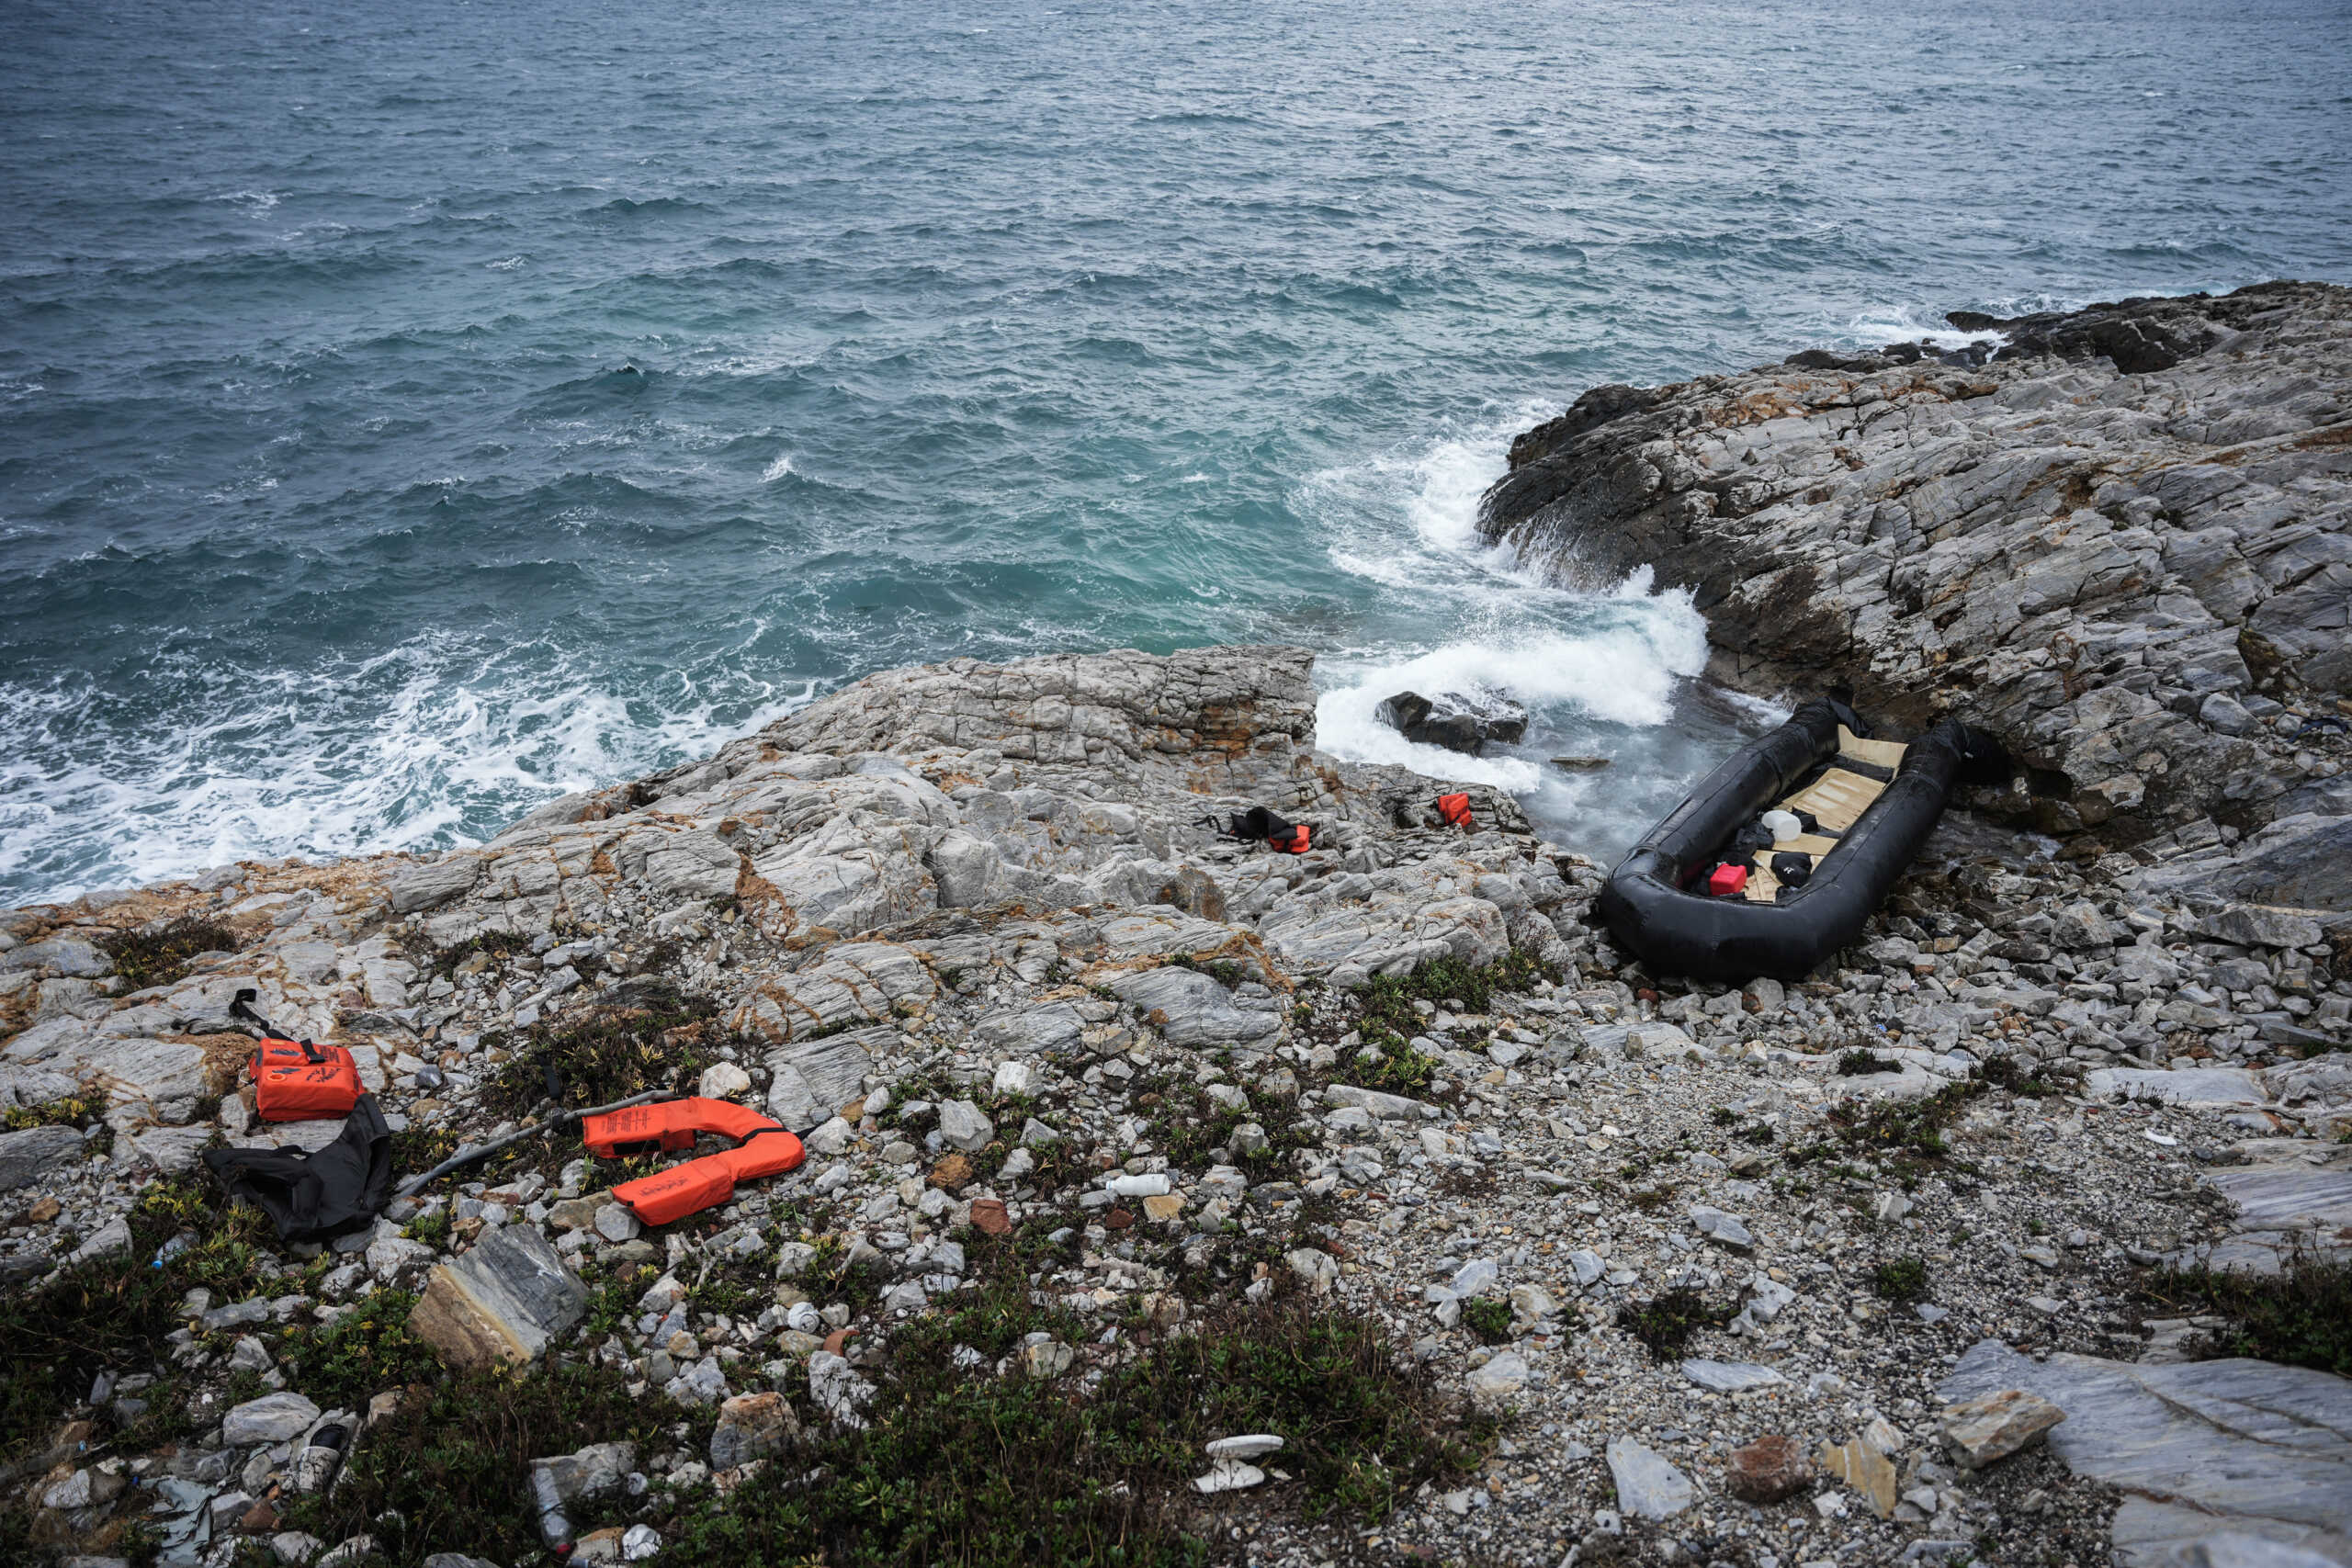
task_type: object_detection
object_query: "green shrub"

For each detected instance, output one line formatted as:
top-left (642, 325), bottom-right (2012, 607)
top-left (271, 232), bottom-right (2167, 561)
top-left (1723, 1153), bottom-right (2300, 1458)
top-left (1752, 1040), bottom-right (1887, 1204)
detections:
top-left (1460, 1298), bottom-right (1515, 1346)
top-left (2149, 1255), bottom-right (2352, 1377)
top-left (1872, 1257), bottom-right (1930, 1303)
top-left (99, 916), bottom-right (243, 991)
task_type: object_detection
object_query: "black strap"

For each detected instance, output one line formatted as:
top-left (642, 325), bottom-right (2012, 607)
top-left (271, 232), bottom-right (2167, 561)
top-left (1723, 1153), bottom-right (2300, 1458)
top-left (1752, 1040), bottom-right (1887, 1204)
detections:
top-left (233, 987), bottom-right (320, 1056)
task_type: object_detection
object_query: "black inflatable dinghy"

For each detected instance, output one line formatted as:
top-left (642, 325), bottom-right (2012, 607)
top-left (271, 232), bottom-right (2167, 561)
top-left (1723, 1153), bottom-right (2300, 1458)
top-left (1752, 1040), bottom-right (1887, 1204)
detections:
top-left (1600, 699), bottom-right (2004, 983)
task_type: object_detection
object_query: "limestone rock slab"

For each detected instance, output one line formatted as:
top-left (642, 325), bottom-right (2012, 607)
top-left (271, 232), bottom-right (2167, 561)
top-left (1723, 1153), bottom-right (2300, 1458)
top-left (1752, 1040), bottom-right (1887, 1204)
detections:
top-left (409, 1224), bottom-right (588, 1371)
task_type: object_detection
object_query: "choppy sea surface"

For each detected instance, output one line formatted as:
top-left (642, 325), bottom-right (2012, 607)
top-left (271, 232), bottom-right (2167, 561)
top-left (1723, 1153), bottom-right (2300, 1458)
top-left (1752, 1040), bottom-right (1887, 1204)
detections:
top-left (4, 0), bottom-right (2348, 904)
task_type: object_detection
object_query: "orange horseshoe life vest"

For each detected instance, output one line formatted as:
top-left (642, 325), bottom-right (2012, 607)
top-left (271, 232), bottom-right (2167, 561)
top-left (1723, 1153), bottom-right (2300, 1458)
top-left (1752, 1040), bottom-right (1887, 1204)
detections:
top-left (1436, 793), bottom-right (1475, 829)
top-left (580, 1097), bottom-right (806, 1227)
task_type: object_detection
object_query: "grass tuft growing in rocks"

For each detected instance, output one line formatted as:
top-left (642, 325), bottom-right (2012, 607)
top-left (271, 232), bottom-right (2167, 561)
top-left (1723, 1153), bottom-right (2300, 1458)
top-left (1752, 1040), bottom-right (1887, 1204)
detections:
top-left (1616, 1287), bottom-right (1734, 1362)
top-left (657, 1242), bottom-right (1490, 1568)
top-left (1460, 1297), bottom-right (1515, 1345)
top-left (1831, 1077), bottom-right (1984, 1162)
top-left (1871, 1256), bottom-right (1930, 1303)
top-left (275, 1289), bottom-right (444, 1411)
top-left (1, 1084), bottom-right (102, 1133)
top-left (97, 914), bottom-right (243, 991)
top-left (0, 1176), bottom-right (286, 1478)
top-left (2147, 1254), bottom-right (2352, 1378)
top-left (282, 1361), bottom-right (690, 1561)
top-left (481, 980), bottom-right (735, 1117)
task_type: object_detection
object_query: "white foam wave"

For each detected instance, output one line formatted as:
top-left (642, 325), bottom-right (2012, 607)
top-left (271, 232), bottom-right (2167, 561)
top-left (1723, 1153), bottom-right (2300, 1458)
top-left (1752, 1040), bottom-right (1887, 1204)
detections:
top-left (1314, 608), bottom-right (1710, 777)
top-left (1839, 303), bottom-right (2004, 352)
top-left (0, 636), bottom-right (817, 903)
top-left (762, 453), bottom-right (796, 482)
top-left (1295, 408), bottom-right (1714, 797)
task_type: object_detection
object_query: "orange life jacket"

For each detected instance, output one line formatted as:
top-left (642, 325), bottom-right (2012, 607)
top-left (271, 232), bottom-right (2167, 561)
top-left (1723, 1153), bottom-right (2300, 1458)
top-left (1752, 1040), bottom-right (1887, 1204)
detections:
top-left (580, 1097), bottom-right (806, 1227)
top-left (1436, 793), bottom-right (1475, 829)
top-left (232, 987), bottom-right (365, 1122)
top-left (248, 1037), bottom-right (365, 1122)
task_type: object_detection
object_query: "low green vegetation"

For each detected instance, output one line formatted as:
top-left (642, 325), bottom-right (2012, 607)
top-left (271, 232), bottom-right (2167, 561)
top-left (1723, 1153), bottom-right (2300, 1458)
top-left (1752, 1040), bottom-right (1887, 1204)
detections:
top-left (274, 1290), bottom-right (442, 1412)
top-left (1837, 1047), bottom-right (1902, 1076)
top-left (1831, 1077), bottom-right (1983, 1162)
top-left (2, 1084), bottom-right (102, 1133)
top-left (0, 1177), bottom-right (287, 1478)
top-left (659, 1238), bottom-right (1490, 1567)
top-left (282, 1361), bottom-right (685, 1561)
top-left (98, 915), bottom-right (243, 992)
top-left (1617, 1287), bottom-right (1734, 1362)
top-left (1460, 1297), bottom-right (1516, 1345)
top-left (2149, 1255), bottom-right (2352, 1378)
top-left (1872, 1256), bottom-right (1930, 1303)
top-left (480, 980), bottom-right (732, 1117)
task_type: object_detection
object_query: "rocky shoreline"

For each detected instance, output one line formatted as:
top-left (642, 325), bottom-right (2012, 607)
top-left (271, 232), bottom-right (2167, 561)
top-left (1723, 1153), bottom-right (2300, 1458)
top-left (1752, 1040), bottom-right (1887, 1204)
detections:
top-left (4, 286), bottom-right (2351, 1568)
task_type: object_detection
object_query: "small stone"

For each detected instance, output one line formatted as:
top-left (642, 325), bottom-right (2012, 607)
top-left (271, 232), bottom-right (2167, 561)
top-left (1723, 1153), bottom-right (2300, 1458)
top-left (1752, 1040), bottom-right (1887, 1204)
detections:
top-left (1938, 1389), bottom-right (2066, 1470)
top-left (697, 1062), bottom-right (752, 1100)
top-left (1205, 1434), bottom-right (1283, 1460)
top-left (1023, 1340), bottom-right (1076, 1378)
top-left (594, 1205), bottom-right (640, 1244)
top-left (1286, 1247), bottom-right (1340, 1292)
top-left (531, 1441), bottom-right (637, 1505)
top-left (808, 1350), bottom-right (875, 1427)
top-left (1192, 1460), bottom-right (1266, 1494)
top-left (1820, 1435), bottom-right (1899, 1518)
top-left (968, 1199), bottom-right (1012, 1235)
top-left (1470, 1350), bottom-right (1532, 1400)
top-left (1142, 1193), bottom-right (1185, 1223)
top-left (928, 1153), bottom-right (974, 1190)
top-left (222, 1392), bottom-right (322, 1446)
top-left (1605, 1437), bottom-right (1695, 1519)
top-left (1689, 1206), bottom-right (1755, 1251)
top-left (990, 1061), bottom-right (1032, 1096)
top-left (1680, 1359), bottom-right (1788, 1393)
top-left (709, 1392), bottom-right (798, 1471)
top-left (936, 1100), bottom-right (994, 1153)
top-left (1448, 1257), bottom-right (1500, 1297)
top-left (1725, 1434), bottom-right (1813, 1503)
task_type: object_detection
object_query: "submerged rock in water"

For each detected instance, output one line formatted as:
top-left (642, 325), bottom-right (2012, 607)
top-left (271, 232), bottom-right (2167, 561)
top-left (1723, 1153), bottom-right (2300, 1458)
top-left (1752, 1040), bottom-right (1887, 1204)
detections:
top-left (1375, 689), bottom-right (1530, 756)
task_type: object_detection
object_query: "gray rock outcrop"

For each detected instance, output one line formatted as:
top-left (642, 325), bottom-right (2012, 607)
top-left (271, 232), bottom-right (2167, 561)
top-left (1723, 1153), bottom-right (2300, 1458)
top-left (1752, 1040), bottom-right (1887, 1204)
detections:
top-left (1940, 1339), bottom-right (2352, 1566)
top-left (1480, 281), bottom-right (2352, 907)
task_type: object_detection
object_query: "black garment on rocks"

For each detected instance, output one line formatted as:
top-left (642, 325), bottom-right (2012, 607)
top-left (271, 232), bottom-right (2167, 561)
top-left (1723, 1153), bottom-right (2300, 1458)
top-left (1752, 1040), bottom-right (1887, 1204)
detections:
top-left (1200, 805), bottom-right (1301, 842)
top-left (202, 1093), bottom-right (393, 1244)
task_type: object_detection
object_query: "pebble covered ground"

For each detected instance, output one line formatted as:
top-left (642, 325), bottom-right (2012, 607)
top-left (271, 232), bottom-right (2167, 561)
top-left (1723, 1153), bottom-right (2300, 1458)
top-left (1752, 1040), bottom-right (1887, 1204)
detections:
top-left (3, 645), bottom-right (2347, 1568)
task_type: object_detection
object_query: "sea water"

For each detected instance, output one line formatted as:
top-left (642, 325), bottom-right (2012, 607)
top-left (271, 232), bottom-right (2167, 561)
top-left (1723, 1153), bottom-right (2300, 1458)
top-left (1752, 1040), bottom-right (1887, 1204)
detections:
top-left (4, 0), bottom-right (2348, 903)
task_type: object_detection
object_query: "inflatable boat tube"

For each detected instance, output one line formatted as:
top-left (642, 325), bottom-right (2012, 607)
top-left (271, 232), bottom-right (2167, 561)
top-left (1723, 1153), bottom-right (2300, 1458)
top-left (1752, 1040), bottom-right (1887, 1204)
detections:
top-left (1600, 699), bottom-right (2005, 983)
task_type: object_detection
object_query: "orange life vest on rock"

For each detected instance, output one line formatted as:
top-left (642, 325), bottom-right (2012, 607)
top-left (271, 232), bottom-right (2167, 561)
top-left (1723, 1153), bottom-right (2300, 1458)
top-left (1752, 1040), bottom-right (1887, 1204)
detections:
top-left (232, 990), bottom-right (363, 1122)
top-left (1198, 805), bottom-right (1313, 854)
top-left (580, 1096), bottom-right (806, 1227)
top-left (248, 1037), bottom-right (367, 1122)
top-left (1436, 793), bottom-right (1475, 829)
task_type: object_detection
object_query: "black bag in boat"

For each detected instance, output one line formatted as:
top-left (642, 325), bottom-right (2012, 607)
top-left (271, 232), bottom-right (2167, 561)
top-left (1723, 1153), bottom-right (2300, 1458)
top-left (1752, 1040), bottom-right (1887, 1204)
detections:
top-left (1599, 699), bottom-right (2005, 983)
top-left (202, 1092), bottom-right (393, 1244)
